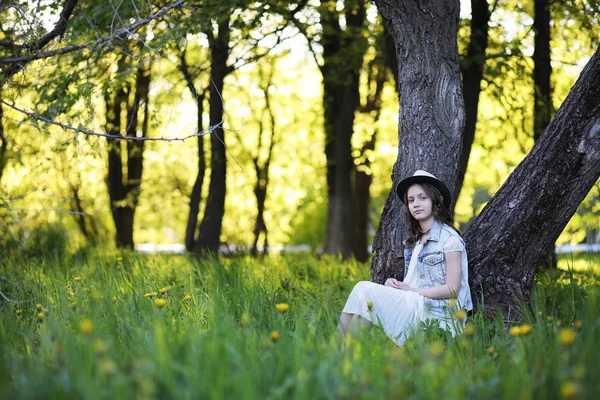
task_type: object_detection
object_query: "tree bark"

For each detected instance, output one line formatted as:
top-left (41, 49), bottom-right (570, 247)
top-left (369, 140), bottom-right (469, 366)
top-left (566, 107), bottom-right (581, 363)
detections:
top-left (195, 17), bottom-right (231, 255)
top-left (0, 88), bottom-right (7, 183)
top-left (371, 0), bottom-right (465, 283)
top-left (464, 45), bottom-right (600, 320)
top-left (453, 0), bottom-right (491, 205)
top-left (321, 0), bottom-right (367, 258)
top-left (533, 0), bottom-right (552, 142)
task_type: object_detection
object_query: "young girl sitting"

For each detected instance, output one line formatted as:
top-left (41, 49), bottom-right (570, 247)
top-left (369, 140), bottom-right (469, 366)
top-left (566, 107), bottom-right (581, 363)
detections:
top-left (338, 170), bottom-right (473, 345)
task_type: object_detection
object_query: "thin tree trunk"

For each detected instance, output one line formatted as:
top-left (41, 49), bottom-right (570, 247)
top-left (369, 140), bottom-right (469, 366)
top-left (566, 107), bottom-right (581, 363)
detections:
top-left (464, 45), bottom-right (600, 321)
top-left (195, 18), bottom-right (231, 255)
top-left (453, 0), bottom-right (491, 205)
top-left (321, 0), bottom-right (367, 258)
top-left (533, 0), bottom-right (552, 142)
top-left (0, 88), bottom-right (7, 183)
top-left (371, 0), bottom-right (465, 283)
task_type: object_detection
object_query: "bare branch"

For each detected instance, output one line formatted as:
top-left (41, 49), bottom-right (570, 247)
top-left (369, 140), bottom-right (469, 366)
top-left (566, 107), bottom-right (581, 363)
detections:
top-left (0, 0), bottom-right (186, 66)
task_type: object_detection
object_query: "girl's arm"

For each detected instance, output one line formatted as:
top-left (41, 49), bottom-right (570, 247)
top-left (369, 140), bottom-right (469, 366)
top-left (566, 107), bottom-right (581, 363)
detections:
top-left (397, 251), bottom-right (462, 299)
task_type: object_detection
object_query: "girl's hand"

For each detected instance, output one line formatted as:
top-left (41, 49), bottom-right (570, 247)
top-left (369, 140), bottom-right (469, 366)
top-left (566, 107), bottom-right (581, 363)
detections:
top-left (384, 278), bottom-right (414, 291)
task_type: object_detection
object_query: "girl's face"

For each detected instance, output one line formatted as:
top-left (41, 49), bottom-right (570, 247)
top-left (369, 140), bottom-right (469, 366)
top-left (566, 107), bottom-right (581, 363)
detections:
top-left (406, 184), bottom-right (433, 223)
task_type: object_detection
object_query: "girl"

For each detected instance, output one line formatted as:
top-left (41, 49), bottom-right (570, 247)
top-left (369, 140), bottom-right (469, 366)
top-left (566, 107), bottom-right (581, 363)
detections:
top-left (338, 170), bottom-right (473, 346)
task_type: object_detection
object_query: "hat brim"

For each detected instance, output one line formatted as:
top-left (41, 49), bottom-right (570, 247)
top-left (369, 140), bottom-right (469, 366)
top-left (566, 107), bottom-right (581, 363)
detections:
top-left (396, 175), bottom-right (452, 209)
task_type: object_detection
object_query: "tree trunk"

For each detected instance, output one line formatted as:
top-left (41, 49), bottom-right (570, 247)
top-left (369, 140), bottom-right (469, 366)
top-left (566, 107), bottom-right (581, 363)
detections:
top-left (371, 0), bottom-right (465, 283)
top-left (321, 0), bottom-right (367, 258)
top-left (195, 18), bottom-right (231, 255)
top-left (464, 45), bottom-right (600, 320)
top-left (178, 49), bottom-right (207, 252)
top-left (453, 0), bottom-right (491, 205)
top-left (0, 89), bottom-right (7, 183)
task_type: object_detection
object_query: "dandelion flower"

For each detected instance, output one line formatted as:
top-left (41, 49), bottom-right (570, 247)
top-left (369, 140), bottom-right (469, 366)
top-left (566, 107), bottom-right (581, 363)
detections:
top-left (547, 316), bottom-right (553, 322)
top-left (15, 309), bottom-right (22, 315)
top-left (270, 330), bottom-right (280, 342)
top-left (100, 358), bottom-right (118, 375)
top-left (454, 309), bottom-right (467, 321)
top-left (240, 313), bottom-right (251, 328)
top-left (487, 345), bottom-right (495, 355)
top-left (184, 295), bottom-right (192, 301)
top-left (144, 292), bottom-right (157, 298)
top-left (560, 381), bottom-right (580, 399)
top-left (154, 298), bottom-right (167, 308)
top-left (117, 257), bottom-right (123, 262)
top-left (428, 341), bottom-right (445, 357)
top-left (275, 303), bottom-right (289, 313)
top-left (79, 319), bottom-right (94, 336)
top-left (366, 301), bottom-right (373, 311)
top-left (448, 299), bottom-right (457, 309)
top-left (572, 320), bottom-right (582, 330)
top-left (463, 323), bottom-right (475, 337)
top-left (35, 304), bottom-right (43, 311)
top-left (92, 339), bottom-right (108, 356)
top-left (73, 276), bottom-right (82, 281)
top-left (519, 324), bottom-right (533, 336)
top-left (159, 287), bottom-right (168, 295)
top-left (509, 326), bottom-right (522, 336)
top-left (37, 312), bottom-right (45, 322)
top-left (112, 296), bottom-right (117, 302)
top-left (558, 329), bottom-right (576, 346)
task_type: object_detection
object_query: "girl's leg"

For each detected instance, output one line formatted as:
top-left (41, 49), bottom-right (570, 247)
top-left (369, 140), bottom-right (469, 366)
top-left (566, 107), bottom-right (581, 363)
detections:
top-left (338, 312), bottom-right (354, 336)
top-left (348, 314), bottom-right (372, 332)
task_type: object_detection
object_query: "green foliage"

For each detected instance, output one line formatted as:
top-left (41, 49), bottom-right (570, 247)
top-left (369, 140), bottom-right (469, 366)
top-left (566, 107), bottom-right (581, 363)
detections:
top-left (0, 251), bottom-right (598, 398)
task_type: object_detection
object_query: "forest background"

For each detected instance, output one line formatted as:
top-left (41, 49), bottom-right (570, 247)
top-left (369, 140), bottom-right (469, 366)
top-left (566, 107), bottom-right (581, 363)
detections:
top-left (1, 0), bottom-right (598, 258)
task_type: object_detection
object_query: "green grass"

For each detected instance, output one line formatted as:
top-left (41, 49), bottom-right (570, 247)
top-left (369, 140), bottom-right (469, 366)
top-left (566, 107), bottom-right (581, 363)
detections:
top-left (0, 250), bottom-right (598, 399)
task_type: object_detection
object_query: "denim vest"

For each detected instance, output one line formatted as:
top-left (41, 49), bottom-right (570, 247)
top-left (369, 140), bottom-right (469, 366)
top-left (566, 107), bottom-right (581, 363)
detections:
top-left (403, 220), bottom-right (473, 318)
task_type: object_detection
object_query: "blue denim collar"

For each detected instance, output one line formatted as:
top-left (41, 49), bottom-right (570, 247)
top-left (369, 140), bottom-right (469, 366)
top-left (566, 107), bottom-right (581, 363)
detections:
top-left (426, 220), bottom-right (443, 242)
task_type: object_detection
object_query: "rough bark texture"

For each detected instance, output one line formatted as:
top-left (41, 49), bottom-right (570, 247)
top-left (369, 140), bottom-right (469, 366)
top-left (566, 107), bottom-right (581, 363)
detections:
top-left (371, 0), bottom-right (465, 283)
top-left (0, 89), bottom-right (6, 183)
top-left (105, 56), bottom-right (151, 249)
top-left (533, 0), bottom-right (553, 142)
top-left (321, 0), bottom-right (367, 258)
top-left (195, 18), bottom-right (231, 255)
top-left (453, 0), bottom-right (491, 205)
top-left (464, 45), bottom-right (600, 321)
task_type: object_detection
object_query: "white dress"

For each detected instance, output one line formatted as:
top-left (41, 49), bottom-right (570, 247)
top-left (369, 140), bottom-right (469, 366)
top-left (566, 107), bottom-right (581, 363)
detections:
top-left (341, 237), bottom-right (464, 346)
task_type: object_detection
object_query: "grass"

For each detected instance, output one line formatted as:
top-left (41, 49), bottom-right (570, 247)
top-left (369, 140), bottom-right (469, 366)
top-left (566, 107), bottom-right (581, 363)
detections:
top-left (0, 249), bottom-right (598, 399)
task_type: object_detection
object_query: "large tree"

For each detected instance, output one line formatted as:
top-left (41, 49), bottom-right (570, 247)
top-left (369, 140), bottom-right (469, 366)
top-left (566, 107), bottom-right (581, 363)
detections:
top-left (371, 0), bottom-right (600, 318)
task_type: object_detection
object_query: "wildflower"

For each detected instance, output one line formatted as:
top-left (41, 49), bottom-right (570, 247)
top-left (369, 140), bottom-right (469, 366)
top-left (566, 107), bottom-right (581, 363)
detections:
top-left (91, 339), bottom-right (108, 356)
top-left (73, 276), bottom-right (82, 281)
top-left (558, 329), bottom-right (576, 346)
top-left (240, 313), bottom-right (251, 328)
top-left (427, 341), bottom-right (445, 358)
top-left (547, 316), bottom-right (553, 322)
top-left (487, 345), bottom-right (495, 355)
top-left (37, 312), bottom-right (45, 322)
top-left (35, 304), bottom-right (43, 311)
top-left (117, 257), bottom-right (122, 262)
top-left (454, 309), bottom-right (467, 321)
top-left (560, 381), bottom-right (580, 399)
top-left (43, 308), bottom-right (49, 315)
top-left (270, 330), bottom-right (279, 342)
top-left (366, 301), bottom-right (373, 311)
top-left (275, 303), bottom-right (289, 313)
top-left (463, 323), bottom-right (475, 337)
top-left (144, 292), bottom-right (157, 298)
top-left (154, 299), bottom-right (167, 308)
top-left (572, 320), bottom-right (582, 330)
top-left (15, 309), bottom-right (22, 316)
top-left (537, 311), bottom-right (543, 317)
top-left (448, 299), bottom-right (457, 309)
top-left (100, 358), bottom-right (118, 375)
top-left (519, 324), bottom-right (533, 336)
top-left (509, 326), bottom-right (522, 336)
top-left (79, 319), bottom-right (94, 336)
top-left (159, 287), bottom-right (168, 295)
top-left (112, 296), bottom-right (117, 302)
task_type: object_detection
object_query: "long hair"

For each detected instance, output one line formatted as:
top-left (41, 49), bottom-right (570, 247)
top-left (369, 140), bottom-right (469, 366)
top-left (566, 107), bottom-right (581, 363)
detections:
top-left (403, 182), bottom-right (458, 247)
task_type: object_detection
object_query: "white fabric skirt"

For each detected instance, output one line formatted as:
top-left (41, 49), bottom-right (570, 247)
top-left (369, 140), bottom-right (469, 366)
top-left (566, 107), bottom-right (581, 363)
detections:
top-left (341, 281), bottom-right (425, 346)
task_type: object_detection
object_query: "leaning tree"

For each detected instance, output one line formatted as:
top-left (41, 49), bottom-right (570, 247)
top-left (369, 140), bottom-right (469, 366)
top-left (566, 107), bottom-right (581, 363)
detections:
top-left (371, 0), bottom-right (600, 321)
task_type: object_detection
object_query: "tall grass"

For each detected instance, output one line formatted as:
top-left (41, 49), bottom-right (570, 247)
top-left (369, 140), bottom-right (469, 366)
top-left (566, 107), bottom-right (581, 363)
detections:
top-left (0, 250), bottom-right (598, 399)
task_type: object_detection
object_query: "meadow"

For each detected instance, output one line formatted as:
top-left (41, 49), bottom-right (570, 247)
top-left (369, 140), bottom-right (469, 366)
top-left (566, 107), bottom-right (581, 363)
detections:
top-left (0, 249), bottom-right (598, 399)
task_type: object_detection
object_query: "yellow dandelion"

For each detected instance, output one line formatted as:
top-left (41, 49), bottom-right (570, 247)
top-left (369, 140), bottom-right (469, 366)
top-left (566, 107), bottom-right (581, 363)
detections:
top-left (547, 316), bottom-right (553, 322)
top-left (537, 311), bottom-right (543, 317)
top-left (35, 304), bottom-right (43, 311)
top-left (240, 313), bottom-right (251, 328)
top-left (37, 312), bottom-right (45, 322)
top-left (117, 257), bottom-right (123, 262)
top-left (270, 330), bottom-right (280, 342)
top-left (366, 301), bottom-right (374, 311)
top-left (487, 345), bottom-right (495, 355)
top-left (112, 296), bottom-right (117, 302)
top-left (184, 295), bottom-right (192, 301)
top-left (73, 276), bottom-right (82, 281)
top-left (91, 339), bottom-right (108, 356)
top-left (100, 358), bottom-right (118, 375)
top-left (42, 307), bottom-right (49, 315)
top-left (448, 298), bottom-right (457, 309)
top-left (154, 298), bottom-right (167, 308)
top-left (560, 381), bottom-right (580, 399)
top-left (159, 287), bottom-right (168, 295)
top-left (15, 309), bottom-right (22, 315)
top-left (275, 303), bottom-right (289, 313)
top-left (454, 309), bottom-right (467, 321)
top-left (558, 329), bottom-right (576, 346)
top-left (144, 292), bottom-right (157, 298)
top-left (572, 320), bottom-right (582, 330)
top-left (463, 323), bottom-right (475, 337)
top-left (519, 324), bottom-right (533, 336)
top-left (509, 326), bottom-right (522, 336)
top-left (79, 319), bottom-right (94, 336)
top-left (428, 341), bottom-right (445, 357)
